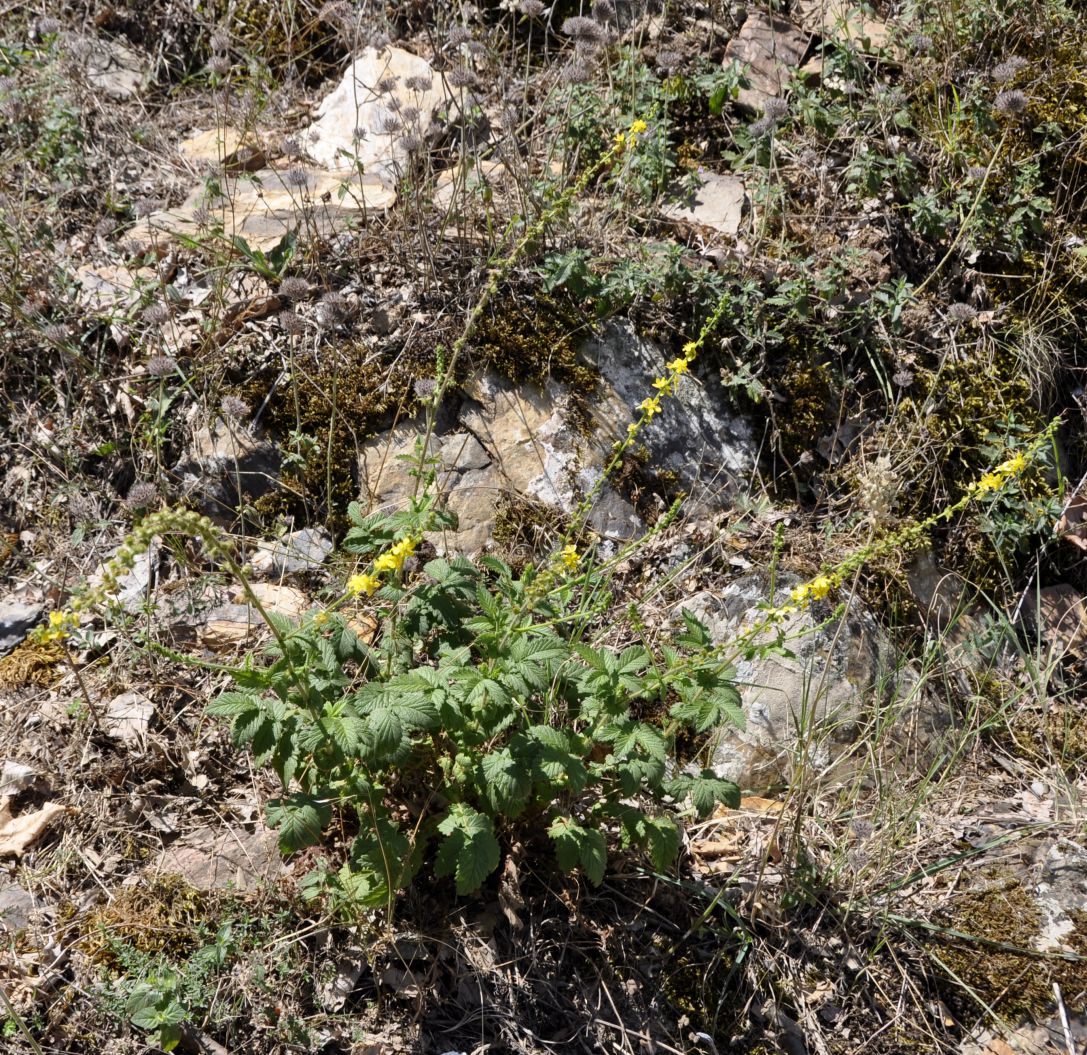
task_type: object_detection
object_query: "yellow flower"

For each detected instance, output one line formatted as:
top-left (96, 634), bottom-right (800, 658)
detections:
top-left (653, 376), bottom-right (674, 394)
top-left (613, 131), bottom-right (626, 149)
top-left (627, 422), bottom-right (639, 436)
top-left (638, 396), bottom-right (662, 420)
top-left (374, 536), bottom-right (417, 574)
top-left (49, 611), bottom-right (65, 628)
top-left (666, 356), bottom-right (690, 375)
top-left (682, 341), bottom-right (698, 358)
top-left (789, 583), bottom-right (811, 604)
top-left (347, 573), bottom-right (381, 596)
top-left (313, 610), bottom-right (330, 627)
top-left (973, 472), bottom-right (1004, 494)
top-left (560, 544), bottom-right (580, 570)
top-left (629, 118), bottom-right (648, 135)
top-left (997, 452), bottom-right (1027, 476)
top-left (809, 575), bottom-right (834, 600)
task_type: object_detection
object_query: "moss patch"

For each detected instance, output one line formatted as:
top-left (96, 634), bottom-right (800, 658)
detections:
top-left (934, 871), bottom-right (1087, 1022)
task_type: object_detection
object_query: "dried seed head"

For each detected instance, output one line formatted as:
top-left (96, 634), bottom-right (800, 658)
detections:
top-left (280, 136), bottom-right (303, 158)
top-left (278, 276), bottom-right (311, 301)
top-left (892, 367), bottom-right (914, 388)
top-left (133, 197), bottom-right (161, 218)
top-left (967, 165), bottom-right (988, 181)
top-left (995, 89), bottom-right (1028, 114)
top-left (145, 355), bottom-right (178, 377)
top-left (400, 105), bottom-right (420, 123)
top-left (376, 76), bottom-right (398, 95)
top-left (316, 291), bottom-right (353, 329)
top-left (856, 454), bottom-right (899, 527)
top-left (220, 395), bottom-right (250, 420)
top-left (413, 377), bottom-right (437, 400)
top-left (285, 165), bottom-right (309, 187)
top-left (446, 26), bottom-right (473, 48)
top-left (907, 33), bottom-right (932, 54)
top-left (447, 66), bottom-right (479, 89)
top-left (125, 482), bottom-right (158, 510)
top-left (518, 0), bottom-right (545, 16)
top-left (278, 309), bottom-right (307, 335)
top-left (318, 1), bottom-right (351, 24)
top-left (208, 54), bottom-right (231, 77)
top-left (37, 17), bottom-right (61, 36)
top-left (559, 58), bottom-right (593, 85)
top-left (369, 31), bottom-right (391, 51)
top-left (763, 97), bottom-right (789, 121)
top-left (749, 116), bottom-right (775, 137)
top-left (946, 302), bottom-right (977, 324)
top-left (42, 322), bottom-right (69, 344)
top-left (209, 30), bottom-right (230, 53)
top-left (192, 205), bottom-right (212, 227)
top-left (655, 50), bottom-right (683, 73)
top-left (379, 113), bottom-right (402, 135)
top-left (991, 56), bottom-right (1027, 83)
top-left (562, 16), bottom-right (606, 43)
top-left (141, 301), bottom-right (170, 325)
top-left (592, 0), bottom-right (616, 22)
top-left (95, 215), bottom-right (118, 239)
top-left (404, 74), bottom-right (433, 92)
top-left (401, 133), bottom-right (424, 153)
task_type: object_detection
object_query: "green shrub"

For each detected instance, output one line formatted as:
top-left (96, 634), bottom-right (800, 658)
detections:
top-left (208, 497), bottom-right (742, 910)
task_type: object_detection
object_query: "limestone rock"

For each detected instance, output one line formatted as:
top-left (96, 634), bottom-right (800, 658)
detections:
top-left (85, 38), bottom-right (147, 101)
top-left (662, 172), bottom-right (747, 239)
top-left (306, 46), bottom-right (453, 180)
top-left (249, 528), bottom-right (333, 578)
top-left (135, 166), bottom-right (395, 254)
top-left (725, 13), bottom-right (811, 113)
top-left (794, 0), bottom-right (892, 52)
top-left (0, 881), bottom-right (39, 934)
top-left (179, 126), bottom-right (266, 173)
top-left (171, 418), bottom-right (281, 520)
top-left (0, 600), bottom-right (42, 657)
top-left (684, 576), bottom-right (941, 788)
top-left (585, 321), bottom-right (756, 502)
top-left (104, 691), bottom-right (154, 750)
top-left (154, 826), bottom-right (282, 892)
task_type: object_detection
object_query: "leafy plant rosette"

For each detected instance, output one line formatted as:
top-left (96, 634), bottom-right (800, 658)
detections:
top-left (208, 497), bottom-right (743, 910)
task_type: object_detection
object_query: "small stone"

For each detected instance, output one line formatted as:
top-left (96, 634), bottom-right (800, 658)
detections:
top-left (662, 172), bottom-right (747, 239)
top-left (0, 882), bottom-right (38, 934)
top-left (104, 691), bottom-right (155, 749)
top-left (0, 600), bottom-right (42, 657)
top-left (250, 527), bottom-right (333, 578)
top-left (0, 761), bottom-right (39, 795)
top-left (724, 13), bottom-right (810, 113)
top-left (154, 826), bottom-right (282, 892)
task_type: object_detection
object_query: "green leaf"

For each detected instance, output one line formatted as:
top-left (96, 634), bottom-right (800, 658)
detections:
top-left (664, 771), bottom-right (741, 818)
top-left (435, 804), bottom-right (500, 894)
top-left (266, 793), bottom-right (331, 853)
top-left (669, 684), bottom-right (744, 733)
top-left (479, 746), bottom-right (532, 817)
top-left (605, 720), bottom-right (667, 760)
top-left (548, 816), bottom-right (606, 885)
top-left (367, 706), bottom-right (405, 758)
top-left (207, 690), bottom-right (262, 716)
top-left (528, 725), bottom-right (588, 793)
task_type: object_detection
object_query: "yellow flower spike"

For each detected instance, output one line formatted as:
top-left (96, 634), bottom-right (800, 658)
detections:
top-left (974, 472), bottom-right (1004, 494)
top-left (652, 376), bottom-right (673, 394)
top-left (997, 452), bottom-right (1027, 476)
top-left (809, 575), bottom-right (834, 600)
top-left (560, 544), bottom-right (580, 570)
top-left (613, 131), bottom-right (626, 149)
top-left (638, 396), bottom-right (662, 419)
top-left (348, 572), bottom-right (382, 596)
top-left (48, 611), bottom-right (65, 628)
top-left (626, 422), bottom-right (639, 436)
top-left (682, 341), bottom-right (698, 358)
top-left (789, 583), bottom-right (811, 604)
top-left (313, 610), bottom-right (330, 628)
top-left (629, 118), bottom-right (648, 135)
top-left (666, 356), bottom-right (690, 375)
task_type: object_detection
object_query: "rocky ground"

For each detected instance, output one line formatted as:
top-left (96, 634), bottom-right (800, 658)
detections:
top-left (1, 1), bottom-right (1087, 1053)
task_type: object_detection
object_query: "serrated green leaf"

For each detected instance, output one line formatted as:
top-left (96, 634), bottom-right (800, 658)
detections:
top-left (368, 706), bottom-right (404, 758)
top-left (479, 747), bottom-right (531, 817)
top-left (207, 691), bottom-right (262, 716)
top-left (435, 804), bottom-right (500, 894)
top-left (548, 817), bottom-right (606, 885)
top-left (266, 793), bottom-right (330, 852)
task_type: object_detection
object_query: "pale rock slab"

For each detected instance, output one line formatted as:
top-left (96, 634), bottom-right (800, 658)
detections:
top-left (725, 13), bottom-right (811, 113)
top-left (684, 576), bottom-right (942, 788)
top-left (661, 171), bottom-right (747, 239)
top-left (154, 826), bottom-right (282, 892)
top-left (306, 46), bottom-right (452, 179)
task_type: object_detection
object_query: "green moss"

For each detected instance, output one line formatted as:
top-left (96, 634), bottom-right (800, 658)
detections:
top-left (774, 357), bottom-right (838, 465)
top-left (491, 494), bottom-right (566, 565)
top-left (233, 346), bottom-right (421, 536)
top-left (468, 294), bottom-right (597, 396)
top-left (935, 871), bottom-right (1087, 1022)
